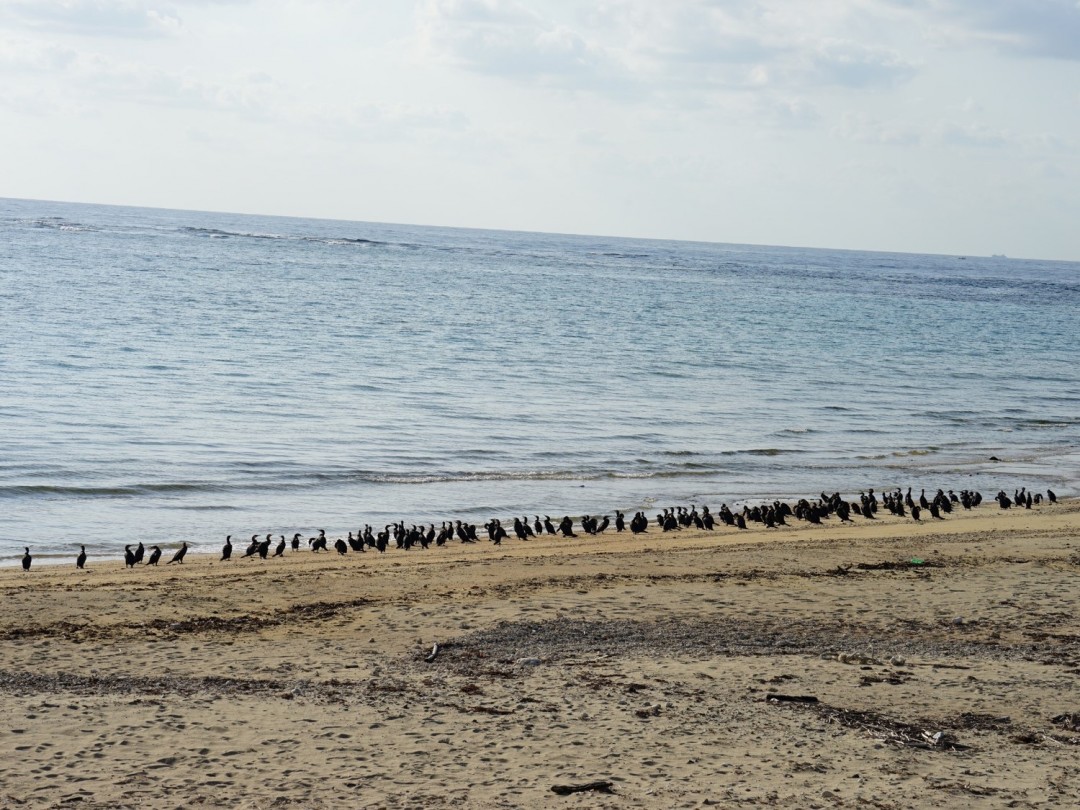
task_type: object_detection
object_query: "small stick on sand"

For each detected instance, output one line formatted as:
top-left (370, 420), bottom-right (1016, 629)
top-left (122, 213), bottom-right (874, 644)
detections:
top-left (550, 780), bottom-right (614, 796)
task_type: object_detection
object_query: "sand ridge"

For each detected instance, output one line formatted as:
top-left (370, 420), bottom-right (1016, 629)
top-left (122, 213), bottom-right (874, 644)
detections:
top-left (1, 501), bottom-right (1079, 808)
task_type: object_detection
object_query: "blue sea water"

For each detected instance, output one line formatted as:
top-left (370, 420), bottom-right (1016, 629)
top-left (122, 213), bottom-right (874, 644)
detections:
top-left (1, 197), bottom-right (1078, 565)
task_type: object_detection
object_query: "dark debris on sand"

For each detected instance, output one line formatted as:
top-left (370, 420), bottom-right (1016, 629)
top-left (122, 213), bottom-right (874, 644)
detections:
top-left (432, 615), bottom-right (1077, 668)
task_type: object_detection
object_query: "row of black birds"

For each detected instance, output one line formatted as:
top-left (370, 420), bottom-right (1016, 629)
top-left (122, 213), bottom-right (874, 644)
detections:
top-left (17, 486), bottom-right (1059, 571)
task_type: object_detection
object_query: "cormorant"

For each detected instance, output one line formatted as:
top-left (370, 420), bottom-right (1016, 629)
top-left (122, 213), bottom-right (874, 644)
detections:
top-left (146, 546), bottom-right (162, 566)
top-left (76, 545), bottom-right (87, 570)
top-left (22, 547), bottom-right (31, 571)
top-left (221, 535), bottom-right (233, 561)
top-left (167, 542), bottom-right (188, 564)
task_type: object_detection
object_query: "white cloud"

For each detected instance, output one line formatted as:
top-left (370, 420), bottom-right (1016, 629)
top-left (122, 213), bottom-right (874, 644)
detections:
top-left (416, 0), bottom-right (921, 105)
top-left (415, 0), bottom-right (632, 96)
top-left (884, 0), bottom-right (1080, 60)
top-left (804, 40), bottom-right (916, 88)
top-left (0, 0), bottom-right (184, 38)
top-left (937, 120), bottom-right (1010, 148)
top-left (834, 112), bottom-right (923, 145)
top-left (0, 35), bottom-right (77, 71)
top-left (298, 101), bottom-right (471, 143)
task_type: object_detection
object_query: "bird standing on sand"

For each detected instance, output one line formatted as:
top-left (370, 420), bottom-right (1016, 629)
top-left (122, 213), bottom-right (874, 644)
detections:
top-left (76, 545), bottom-right (87, 569)
top-left (146, 546), bottom-right (162, 565)
top-left (22, 547), bottom-right (32, 571)
top-left (133, 541), bottom-right (145, 564)
top-left (167, 542), bottom-right (188, 564)
top-left (124, 545), bottom-right (136, 568)
top-left (273, 535), bottom-right (286, 557)
top-left (221, 535), bottom-right (233, 561)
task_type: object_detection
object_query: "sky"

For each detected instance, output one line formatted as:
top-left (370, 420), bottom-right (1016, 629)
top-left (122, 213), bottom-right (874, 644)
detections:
top-left (2, 1), bottom-right (1079, 260)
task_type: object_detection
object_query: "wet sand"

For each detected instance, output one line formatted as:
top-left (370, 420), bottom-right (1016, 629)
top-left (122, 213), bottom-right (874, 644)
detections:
top-left (2, 500), bottom-right (1079, 808)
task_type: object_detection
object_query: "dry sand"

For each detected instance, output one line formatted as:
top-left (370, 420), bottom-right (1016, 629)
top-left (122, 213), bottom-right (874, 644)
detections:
top-left (2, 500), bottom-right (1079, 809)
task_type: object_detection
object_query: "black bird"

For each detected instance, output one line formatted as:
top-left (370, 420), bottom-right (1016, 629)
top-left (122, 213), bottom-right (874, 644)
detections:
top-left (513, 518), bottom-right (529, 541)
top-left (76, 545), bottom-right (87, 570)
top-left (146, 546), bottom-right (162, 566)
top-left (133, 541), bottom-right (145, 564)
top-left (124, 545), bottom-right (136, 568)
top-left (22, 547), bottom-right (31, 571)
top-left (291, 532), bottom-right (302, 551)
top-left (1048, 489), bottom-right (1057, 504)
top-left (257, 534), bottom-right (272, 559)
top-left (221, 535), bottom-right (233, 561)
top-left (167, 542), bottom-right (188, 564)
top-left (273, 535), bottom-right (286, 557)
top-left (243, 534), bottom-right (260, 558)
top-left (702, 508), bottom-right (714, 530)
top-left (455, 521), bottom-right (470, 543)
top-left (334, 537), bottom-right (348, 555)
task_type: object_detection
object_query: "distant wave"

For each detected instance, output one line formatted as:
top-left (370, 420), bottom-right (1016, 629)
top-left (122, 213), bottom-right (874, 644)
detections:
top-left (20, 217), bottom-right (98, 233)
top-left (0, 483), bottom-right (236, 498)
top-left (722, 448), bottom-right (802, 457)
top-left (0, 458), bottom-right (781, 499)
top-left (179, 225), bottom-right (389, 248)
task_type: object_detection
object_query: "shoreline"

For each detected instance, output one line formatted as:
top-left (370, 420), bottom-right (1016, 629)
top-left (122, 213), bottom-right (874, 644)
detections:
top-left (3, 485), bottom-right (1067, 570)
top-left (2, 500), bottom-right (1078, 808)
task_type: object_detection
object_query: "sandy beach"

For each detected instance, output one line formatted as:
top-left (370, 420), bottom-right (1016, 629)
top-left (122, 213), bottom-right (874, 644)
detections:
top-left (2, 500), bottom-right (1079, 809)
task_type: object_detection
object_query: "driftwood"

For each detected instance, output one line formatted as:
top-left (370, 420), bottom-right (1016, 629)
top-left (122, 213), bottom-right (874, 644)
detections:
top-left (424, 643), bottom-right (440, 663)
top-left (551, 781), bottom-right (614, 796)
top-left (766, 694), bottom-right (820, 704)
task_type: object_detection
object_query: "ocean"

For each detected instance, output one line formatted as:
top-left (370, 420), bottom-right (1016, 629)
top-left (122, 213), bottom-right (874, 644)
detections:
top-left (2, 197), bottom-right (1078, 565)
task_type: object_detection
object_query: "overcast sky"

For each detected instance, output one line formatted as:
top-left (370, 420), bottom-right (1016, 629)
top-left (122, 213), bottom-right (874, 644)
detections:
top-left (2, 1), bottom-right (1079, 259)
